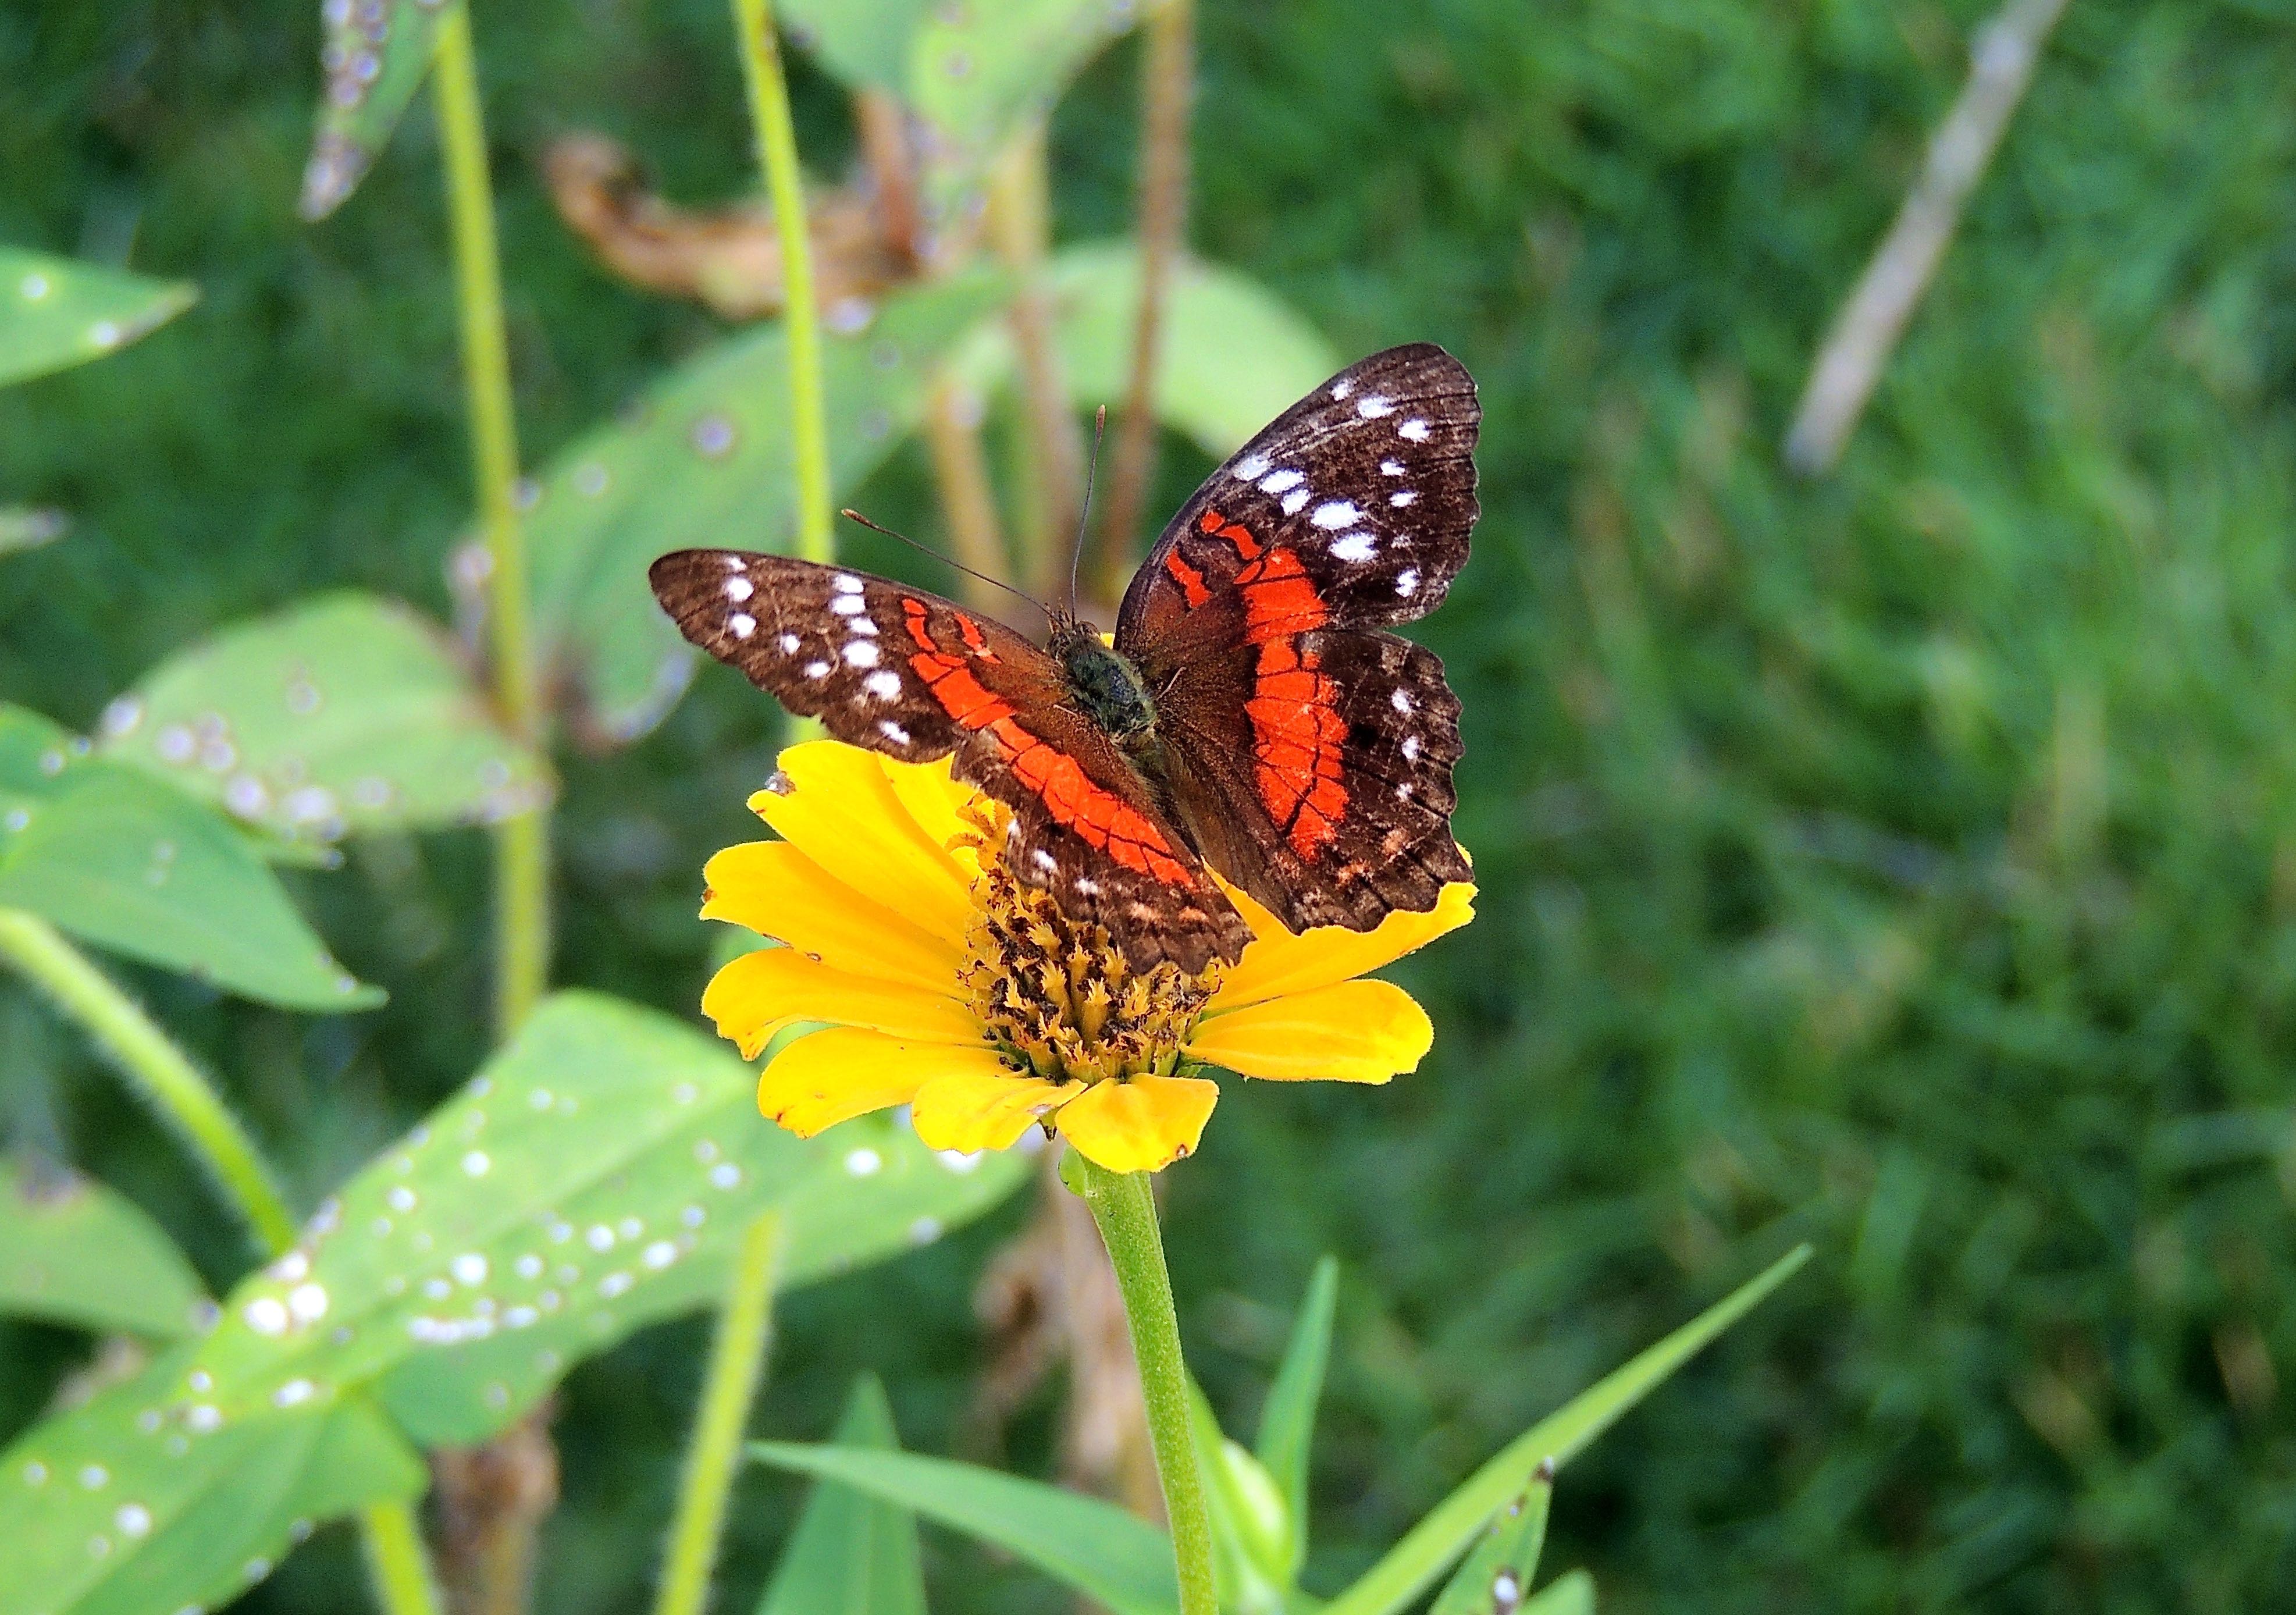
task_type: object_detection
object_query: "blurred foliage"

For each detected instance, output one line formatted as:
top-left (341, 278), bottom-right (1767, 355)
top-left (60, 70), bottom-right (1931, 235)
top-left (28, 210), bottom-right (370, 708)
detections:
top-left (5, 2), bottom-right (2296, 1614)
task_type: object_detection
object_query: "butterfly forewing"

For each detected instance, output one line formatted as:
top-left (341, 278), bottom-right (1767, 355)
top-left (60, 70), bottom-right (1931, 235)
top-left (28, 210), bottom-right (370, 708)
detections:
top-left (649, 549), bottom-right (1250, 972)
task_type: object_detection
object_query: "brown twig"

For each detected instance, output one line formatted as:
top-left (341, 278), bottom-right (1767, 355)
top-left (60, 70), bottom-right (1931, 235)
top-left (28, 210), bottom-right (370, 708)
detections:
top-left (987, 126), bottom-right (1088, 602)
top-left (923, 377), bottom-right (1013, 609)
top-left (432, 1406), bottom-right (560, 1615)
top-left (1092, 0), bottom-right (1195, 604)
top-left (1783, 0), bottom-right (2073, 476)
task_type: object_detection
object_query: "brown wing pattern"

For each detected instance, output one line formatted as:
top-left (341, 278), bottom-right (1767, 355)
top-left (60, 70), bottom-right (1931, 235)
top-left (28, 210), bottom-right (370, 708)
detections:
top-left (1114, 344), bottom-right (1479, 935)
top-left (650, 550), bottom-right (1248, 971)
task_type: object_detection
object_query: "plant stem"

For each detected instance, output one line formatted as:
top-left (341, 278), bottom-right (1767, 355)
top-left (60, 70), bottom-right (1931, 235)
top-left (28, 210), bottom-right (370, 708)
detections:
top-left (655, 1211), bottom-right (785, 1615)
top-left (923, 376), bottom-right (1011, 610)
top-left (732, 0), bottom-right (834, 566)
top-left (0, 909), bottom-right (297, 1254)
top-left (1094, 0), bottom-right (1195, 604)
top-left (988, 126), bottom-right (1086, 602)
top-left (362, 1499), bottom-right (448, 1615)
top-left (1066, 1153), bottom-right (1217, 1615)
top-left (432, 2), bottom-right (550, 1036)
top-left (0, 909), bottom-right (451, 1615)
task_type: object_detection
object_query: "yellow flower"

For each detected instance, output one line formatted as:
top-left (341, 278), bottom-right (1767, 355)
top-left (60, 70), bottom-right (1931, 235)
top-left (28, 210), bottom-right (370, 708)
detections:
top-left (698, 740), bottom-right (1474, 1174)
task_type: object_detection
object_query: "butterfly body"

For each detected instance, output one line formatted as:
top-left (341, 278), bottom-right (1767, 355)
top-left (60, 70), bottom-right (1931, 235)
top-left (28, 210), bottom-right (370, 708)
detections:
top-left (652, 343), bottom-right (1479, 974)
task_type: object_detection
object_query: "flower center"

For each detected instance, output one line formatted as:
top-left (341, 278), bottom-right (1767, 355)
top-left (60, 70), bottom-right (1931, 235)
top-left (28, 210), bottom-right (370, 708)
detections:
top-left (956, 809), bottom-right (1215, 1086)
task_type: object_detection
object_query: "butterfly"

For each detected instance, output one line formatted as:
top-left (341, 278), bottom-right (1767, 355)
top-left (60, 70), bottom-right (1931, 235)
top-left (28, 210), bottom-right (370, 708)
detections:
top-left (650, 343), bottom-right (1477, 976)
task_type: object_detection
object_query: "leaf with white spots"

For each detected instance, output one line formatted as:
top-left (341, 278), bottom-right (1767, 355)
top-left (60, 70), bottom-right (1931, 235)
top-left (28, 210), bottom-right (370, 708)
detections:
top-left (756, 1375), bottom-right (928, 1615)
top-left (1428, 1465), bottom-right (1553, 1615)
top-left (0, 1349), bottom-right (423, 1615)
top-left (167, 992), bottom-right (1025, 1447)
top-left (951, 241), bottom-right (1339, 460)
top-left (0, 247), bottom-right (195, 389)
top-left (297, 0), bottom-right (454, 220)
top-left (524, 272), bottom-right (1007, 744)
top-left (98, 592), bottom-right (551, 844)
top-left (0, 1157), bottom-right (211, 1339)
top-left (907, 0), bottom-right (1135, 218)
top-left (0, 705), bottom-right (383, 1011)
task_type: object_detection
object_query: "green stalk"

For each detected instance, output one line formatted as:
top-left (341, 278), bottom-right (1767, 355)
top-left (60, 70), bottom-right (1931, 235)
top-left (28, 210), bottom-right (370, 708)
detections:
top-left (731, 0), bottom-right (834, 565)
top-left (0, 909), bottom-right (447, 1613)
top-left (1065, 1152), bottom-right (1217, 1615)
top-left (432, 2), bottom-right (549, 1035)
top-left (0, 909), bottom-right (297, 1254)
top-left (654, 1211), bottom-right (785, 1615)
top-left (362, 1496), bottom-right (448, 1615)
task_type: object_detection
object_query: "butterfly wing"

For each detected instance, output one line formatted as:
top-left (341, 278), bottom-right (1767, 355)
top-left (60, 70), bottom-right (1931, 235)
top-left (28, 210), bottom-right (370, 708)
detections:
top-left (1113, 343), bottom-right (1478, 933)
top-left (650, 550), bottom-right (1249, 971)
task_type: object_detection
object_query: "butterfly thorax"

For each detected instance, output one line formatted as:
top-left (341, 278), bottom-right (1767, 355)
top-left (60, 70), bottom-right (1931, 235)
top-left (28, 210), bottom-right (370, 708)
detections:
top-left (1049, 614), bottom-right (1158, 749)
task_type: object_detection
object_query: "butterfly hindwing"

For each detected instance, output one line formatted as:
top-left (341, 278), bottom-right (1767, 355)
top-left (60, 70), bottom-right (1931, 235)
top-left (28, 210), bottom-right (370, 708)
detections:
top-left (1115, 343), bottom-right (1478, 935)
top-left (649, 549), bottom-right (1249, 972)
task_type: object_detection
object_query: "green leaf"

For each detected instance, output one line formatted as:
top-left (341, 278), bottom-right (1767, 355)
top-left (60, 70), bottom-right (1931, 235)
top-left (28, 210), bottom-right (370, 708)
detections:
top-left (750, 1443), bottom-right (1179, 1615)
top-left (1185, 1378), bottom-right (1291, 1614)
top-left (298, 0), bottom-right (454, 220)
top-left (524, 272), bottom-right (1007, 742)
top-left (952, 243), bottom-right (1340, 458)
top-left (1255, 1253), bottom-right (1337, 1566)
top-left (0, 507), bottom-right (69, 555)
top-left (781, 0), bottom-right (932, 92)
top-left (0, 1349), bottom-right (423, 1615)
top-left (0, 705), bottom-right (382, 1011)
top-left (907, 0), bottom-right (1133, 215)
top-left (1522, 1570), bottom-right (1593, 1615)
top-left (0, 248), bottom-right (195, 388)
top-left (162, 991), bottom-right (1022, 1446)
top-left (0, 1155), bottom-right (209, 1338)
top-left (98, 592), bottom-right (551, 844)
top-left (1429, 1466), bottom-right (1553, 1615)
top-left (757, 1375), bottom-right (926, 1615)
top-left (1321, 1246), bottom-right (1811, 1615)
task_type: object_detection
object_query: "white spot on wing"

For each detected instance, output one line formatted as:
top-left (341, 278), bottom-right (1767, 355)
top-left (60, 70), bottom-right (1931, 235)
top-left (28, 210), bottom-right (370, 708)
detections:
top-left (1390, 490), bottom-right (1418, 507)
top-left (1402, 734), bottom-right (1422, 760)
top-left (878, 719), bottom-right (912, 745)
top-left (842, 640), bottom-right (880, 668)
top-left (1392, 689), bottom-right (1416, 714)
top-left (830, 595), bottom-right (865, 615)
top-left (727, 613), bottom-right (756, 639)
top-left (805, 661), bottom-right (831, 678)
top-left (1233, 452), bottom-right (1272, 481)
top-left (1381, 458), bottom-right (1405, 476)
top-left (1031, 849), bottom-right (1058, 872)
top-left (721, 553), bottom-right (746, 570)
top-left (724, 577), bottom-right (753, 602)
top-left (1074, 876), bottom-right (1101, 895)
top-left (778, 633), bottom-right (801, 653)
top-left (1259, 468), bottom-right (1304, 495)
top-left (1329, 532), bottom-right (1377, 562)
top-left (863, 670), bottom-right (902, 699)
top-left (849, 617), bottom-right (880, 636)
top-left (1396, 567), bottom-right (1420, 596)
top-left (1311, 500), bottom-right (1362, 529)
top-left (1398, 418), bottom-right (1431, 442)
top-left (1356, 394), bottom-right (1395, 418)
top-left (1331, 377), bottom-right (1356, 399)
top-left (833, 573), bottom-right (863, 593)
top-left (1281, 489), bottom-right (1310, 515)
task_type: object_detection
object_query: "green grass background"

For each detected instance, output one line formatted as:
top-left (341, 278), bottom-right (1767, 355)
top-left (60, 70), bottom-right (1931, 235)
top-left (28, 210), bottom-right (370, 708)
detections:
top-left (7, 1), bottom-right (2296, 1611)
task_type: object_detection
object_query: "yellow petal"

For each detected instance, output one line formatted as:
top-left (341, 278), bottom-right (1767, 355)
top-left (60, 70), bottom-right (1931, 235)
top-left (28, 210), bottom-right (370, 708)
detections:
top-left (702, 841), bottom-right (960, 992)
top-left (703, 947), bottom-right (978, 1059)
top-left (750, 741), bottom-right (976, 938)
top-left (1054, 1075), bottom-right (1220, 1173)
top-left (877, 752), bottom-right (981, 871)
top-left (1211, 881), bottom-right (1476, 1011)
top-left (756, 1026), bottom-right (946, 1137)
top-left (1190, 980), bottom-right (1431, 1083)
top-left (912, 1065), bottom-right (1078, 1154)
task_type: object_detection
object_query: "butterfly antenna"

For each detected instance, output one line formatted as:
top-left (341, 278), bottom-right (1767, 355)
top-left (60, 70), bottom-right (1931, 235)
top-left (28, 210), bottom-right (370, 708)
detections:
top-left (836, 508), bottom-right (1051, 625)
top-left (1066, 405), bottom-right (1108, 621)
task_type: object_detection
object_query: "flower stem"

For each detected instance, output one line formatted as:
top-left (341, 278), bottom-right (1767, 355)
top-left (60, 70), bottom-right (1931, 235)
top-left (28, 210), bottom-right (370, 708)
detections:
top-left (655, 1211), bottom-right (785, 1615)
top-left (362, 1498), bottom-right (448, 1615)
top-left (731, 0), bottom-right (834, 566)
top-left (432, 2), bottom-right (549, 1036)
top-left (1066, 1152), bottom-right (1217, 1615)
top-left (0, 909), bottom-right (297, 1255)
